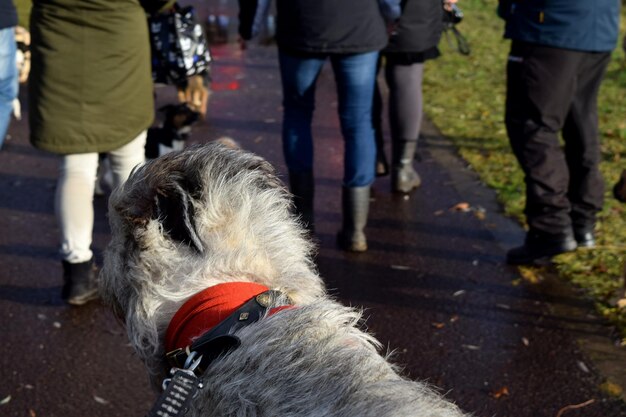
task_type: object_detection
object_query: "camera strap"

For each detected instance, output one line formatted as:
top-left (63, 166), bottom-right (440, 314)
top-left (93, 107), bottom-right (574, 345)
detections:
top-left (444, 25), bottom-right (470, 56)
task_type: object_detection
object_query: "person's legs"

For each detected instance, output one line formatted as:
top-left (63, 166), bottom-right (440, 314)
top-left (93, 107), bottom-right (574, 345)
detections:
top-left (562, 51), bottom-right (611, 247)
top-left (108, 129), bottom-right (147, 188)
top-left (0, 27), bottom-right (18, 149)
top-left (278, 50), bottom-right (325, 231)
top-left (331, 51), bottom-right (379, 188)
top-left (278, 50), bottom-right (325, 174)
top-left (331, 51), bottom-right (378, 252)
top-left (385, 61), bottom-right (424, 193)
top-left (505, 41), bottom-right (582, 264)
top-left (55, 152), bottom-right (99, 304)
top-left (56, 153), bottom-right (99, 263)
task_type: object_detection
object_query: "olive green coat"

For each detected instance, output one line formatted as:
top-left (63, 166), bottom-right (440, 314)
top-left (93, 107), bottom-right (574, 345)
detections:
top-left (29, 0), bottom-right (154, 154)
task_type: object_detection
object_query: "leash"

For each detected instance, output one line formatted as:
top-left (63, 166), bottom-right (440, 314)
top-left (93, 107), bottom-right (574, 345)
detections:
top-left (147, 287), bottom-right (293, 417)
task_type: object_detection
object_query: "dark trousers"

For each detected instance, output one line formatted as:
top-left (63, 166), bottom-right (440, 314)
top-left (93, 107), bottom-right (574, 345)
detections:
top-left (505, 41), bottom-right (611, 236)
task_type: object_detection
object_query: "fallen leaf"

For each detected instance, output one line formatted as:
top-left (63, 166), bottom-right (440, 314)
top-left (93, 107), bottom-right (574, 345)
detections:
top-left (474, 210), bottom-right (486, 221)
top-left (490, 386), bottom-right (509, 399)
top-left (449, 315), bottom-right (459, 323)
top-left (519, 267), bottom-right (543, 284)
top-left (93, 395), bottom-right (110, 405)
top-left (600, 381), bottom-right (623, 397)
top-left (450, 202), bottom-right (471, 212)
top-left (390, 265), bottom-right (410, 271)
top-left (29, 409), bottom-right (36, 417)
top-left (453, 290), bottom-right (466, 297)
top-left (0, 395), bottom-right (11, 405)
top-left (521, 337), bottom-right (529, 347)
top-left (577, 360), bottom-right (590, 373)
top-left (431, 322), bottom-right (445, 329)
top-left (462, 344), bottom-right (480, 351)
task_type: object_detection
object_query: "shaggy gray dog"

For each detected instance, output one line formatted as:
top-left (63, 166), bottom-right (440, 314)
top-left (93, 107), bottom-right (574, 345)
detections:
top-left (100, 142), bottom-right (468, 417)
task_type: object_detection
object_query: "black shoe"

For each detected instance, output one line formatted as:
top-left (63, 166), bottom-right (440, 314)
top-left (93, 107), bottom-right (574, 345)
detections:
top-left (574, 229), bottom-right (595, 248)
top-left (506, 232), bottom-right (577, 265)
top-left (62, 260), bottom-right (99, 306)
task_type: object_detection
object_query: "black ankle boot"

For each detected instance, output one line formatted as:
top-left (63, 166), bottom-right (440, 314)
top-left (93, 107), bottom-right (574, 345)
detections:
top-left (506, 231), bottom-right (577, 265)
top-left (337, 186), bottom-right (370, 252)
top-left (391, 139), bottom-right (421, 193)
top-left (62, 259), bottom-right (99, 306)
top-left (289, 170), bottom-right (315, 233)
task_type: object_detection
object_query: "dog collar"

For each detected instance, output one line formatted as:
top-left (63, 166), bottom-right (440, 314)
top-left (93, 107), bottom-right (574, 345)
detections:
top-left (164, 282), bottom-right (293, 371)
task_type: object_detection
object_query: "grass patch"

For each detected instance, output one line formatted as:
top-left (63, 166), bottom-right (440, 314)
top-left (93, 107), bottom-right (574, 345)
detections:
top-left (14, 0), bottom-right (31, 29)
top-left (424, 0), bottom-right (626, 340)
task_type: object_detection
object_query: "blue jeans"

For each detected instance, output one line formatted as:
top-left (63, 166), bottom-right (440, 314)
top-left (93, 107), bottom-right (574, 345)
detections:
top-left (0, 27), bottom-right (18, 149)
top-left (279, 50), bottom-right (379, 187)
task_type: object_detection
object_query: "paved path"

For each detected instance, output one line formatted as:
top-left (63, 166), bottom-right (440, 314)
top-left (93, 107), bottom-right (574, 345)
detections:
top-left (0, 7), bottom-right (625, 416)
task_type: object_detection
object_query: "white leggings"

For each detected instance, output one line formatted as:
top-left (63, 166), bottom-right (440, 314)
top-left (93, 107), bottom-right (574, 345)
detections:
top-left (55, 131), bottom-right (147, 263)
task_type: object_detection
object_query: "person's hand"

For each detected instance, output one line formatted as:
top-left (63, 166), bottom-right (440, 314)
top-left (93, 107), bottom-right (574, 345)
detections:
top-left (443, 0), bottom-right (458, 12)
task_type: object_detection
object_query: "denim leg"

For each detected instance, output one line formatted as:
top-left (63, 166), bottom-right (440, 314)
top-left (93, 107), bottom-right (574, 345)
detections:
top-left (278, 50), bottom-right (326, 173)
top-left (0, 28), bottom-right (18, 148)
top-left (331, 52), bottom-right (379, 187)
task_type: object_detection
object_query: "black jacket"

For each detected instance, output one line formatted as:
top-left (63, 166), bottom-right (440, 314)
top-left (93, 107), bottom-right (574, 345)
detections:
top-left (0, 0), bottom-right (18, 30)
top-left (385, 0), bottom-right (444, 54)
top-left (240, 0), bottom-right (390, 54)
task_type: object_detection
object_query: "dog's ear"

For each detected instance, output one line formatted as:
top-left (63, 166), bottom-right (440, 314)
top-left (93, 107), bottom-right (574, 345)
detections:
top-left (155, 181), bottom-right (204, 254)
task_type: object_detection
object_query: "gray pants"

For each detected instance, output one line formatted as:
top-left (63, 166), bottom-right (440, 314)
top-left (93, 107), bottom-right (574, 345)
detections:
top-left (385, 62), bottom-right (424, 142)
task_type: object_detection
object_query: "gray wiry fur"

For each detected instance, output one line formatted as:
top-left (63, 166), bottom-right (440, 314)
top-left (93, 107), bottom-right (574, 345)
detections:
top-left (100, 142), bottom-right (468, 417)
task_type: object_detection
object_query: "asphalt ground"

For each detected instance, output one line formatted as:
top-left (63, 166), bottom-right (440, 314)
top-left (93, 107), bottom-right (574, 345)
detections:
top-left (1, 7), bottom-right (626, 417)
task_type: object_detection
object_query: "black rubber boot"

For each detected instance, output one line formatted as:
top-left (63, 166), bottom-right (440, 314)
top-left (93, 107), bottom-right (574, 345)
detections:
top-left (62, 259), bottom-right (99, 306)
top-left (391, 139), bottom-right (421, 193)
top-left (506, 230), bottom-right (577, 266)
top-left (337, 186), bottom-right (370, 252)
top-left (289, 170), bottom-right (315, 233)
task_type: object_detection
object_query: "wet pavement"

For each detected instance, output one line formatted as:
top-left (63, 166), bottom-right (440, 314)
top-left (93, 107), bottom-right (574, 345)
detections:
top-left (1, 4), bottom-right (626, 416)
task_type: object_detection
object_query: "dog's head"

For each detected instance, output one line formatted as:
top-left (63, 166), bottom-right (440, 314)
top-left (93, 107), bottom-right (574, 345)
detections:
top-left (100, 142), bottom-right (323, 377)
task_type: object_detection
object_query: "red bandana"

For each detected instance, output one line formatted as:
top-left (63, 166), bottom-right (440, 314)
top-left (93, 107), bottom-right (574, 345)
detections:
top-left (165, 282), bottom-right (271, 352)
